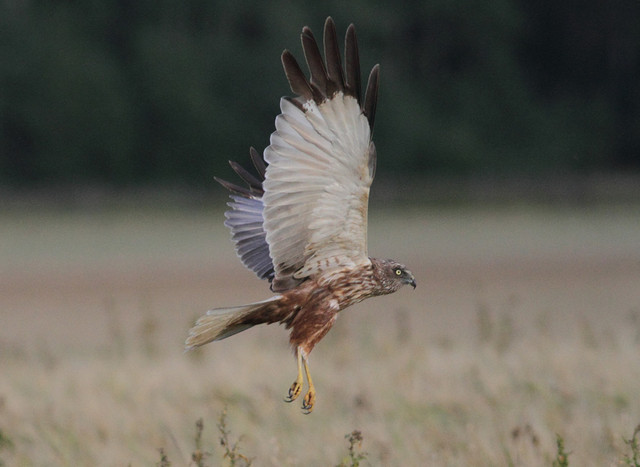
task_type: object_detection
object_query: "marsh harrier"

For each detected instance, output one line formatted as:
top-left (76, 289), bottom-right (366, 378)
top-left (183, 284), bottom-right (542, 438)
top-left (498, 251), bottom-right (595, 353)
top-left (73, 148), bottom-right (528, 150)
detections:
top-left (186, 17), bottom-right (416, 413)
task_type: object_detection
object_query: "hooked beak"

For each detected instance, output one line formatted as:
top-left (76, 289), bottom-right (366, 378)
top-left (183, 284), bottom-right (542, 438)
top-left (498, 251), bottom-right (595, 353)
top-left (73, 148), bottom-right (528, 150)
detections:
top-left (405, 272), bottom-right (416, 289)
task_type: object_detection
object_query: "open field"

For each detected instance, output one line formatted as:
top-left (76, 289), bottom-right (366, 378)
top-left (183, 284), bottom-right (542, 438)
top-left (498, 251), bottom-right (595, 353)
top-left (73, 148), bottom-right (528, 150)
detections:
top-left (1, 203), bottom-right (640, 465)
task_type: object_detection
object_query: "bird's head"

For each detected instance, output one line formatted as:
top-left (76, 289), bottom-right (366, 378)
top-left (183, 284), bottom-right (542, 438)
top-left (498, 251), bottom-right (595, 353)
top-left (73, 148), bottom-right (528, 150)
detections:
top-left (372, 258), bottom-right (416, 294)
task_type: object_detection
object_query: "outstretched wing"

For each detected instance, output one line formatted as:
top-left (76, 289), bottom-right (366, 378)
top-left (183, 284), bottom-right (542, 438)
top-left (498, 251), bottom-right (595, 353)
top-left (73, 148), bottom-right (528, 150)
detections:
top-left (263, 17), bottom-right (380, 292)
top-left (215, 147), bottom-right (274, 282)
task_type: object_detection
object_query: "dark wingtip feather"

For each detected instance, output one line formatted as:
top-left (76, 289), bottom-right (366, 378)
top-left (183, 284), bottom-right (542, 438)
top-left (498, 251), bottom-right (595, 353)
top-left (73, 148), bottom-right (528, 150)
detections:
top-left (229, 160), bottom-right (263, 193)
top-left (344, 23), bottom-right (362, 102)
top-left (345, 23), bottom-right (361, 102)
top-left (301, 27), bottom-right (328, 99)
top-left (281, 50), bottom-right (314, 101)
top-left (283, 17), bottom-right (378, 128)
top-left (323, 17), bottom-right (344, 94)
top-left (249, 147), bottom-right (267, 179)
top-left (214, 176), bottom-right (253, 197)
top-left (363, 64), bottom-right (380, 132)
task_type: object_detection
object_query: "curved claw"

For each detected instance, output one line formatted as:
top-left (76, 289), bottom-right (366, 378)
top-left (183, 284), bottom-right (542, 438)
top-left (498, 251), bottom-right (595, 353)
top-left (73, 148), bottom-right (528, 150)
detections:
top-left (285, 380), bottom-right (302, 403)
top-left (302, 389), bottom-right (316, 414)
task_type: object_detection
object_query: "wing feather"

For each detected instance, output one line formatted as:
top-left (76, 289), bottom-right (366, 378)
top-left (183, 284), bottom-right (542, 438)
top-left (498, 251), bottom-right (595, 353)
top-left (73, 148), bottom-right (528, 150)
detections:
top-left (216, 150), bottom-right (275, 281)
top-left (363, 65), bottom-right (380, 132)
top-left (249, 147), bottom-right (267, 178)
top-left (229, 160), bottom-right (262, 192)
top-left (301, 27), bottom-right (329, 98)
top-left (345, 24), bottom-right (361, 102)
top-left (323, 17), bottom-right (345, 94)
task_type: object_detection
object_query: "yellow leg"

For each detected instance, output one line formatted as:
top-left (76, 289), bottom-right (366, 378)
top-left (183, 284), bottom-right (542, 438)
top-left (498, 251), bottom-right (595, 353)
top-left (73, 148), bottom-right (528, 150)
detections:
top-left (285, 349), bottom-right (304, 403)
top-left (301, 354), bottom-right (316, 414)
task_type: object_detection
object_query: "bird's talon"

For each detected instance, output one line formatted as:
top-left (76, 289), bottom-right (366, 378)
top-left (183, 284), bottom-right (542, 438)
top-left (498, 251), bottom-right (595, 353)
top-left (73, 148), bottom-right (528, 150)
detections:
top-left (301, 391), bottom-right (316, 413)
top-left (285, 381), bottom-right (302, 402)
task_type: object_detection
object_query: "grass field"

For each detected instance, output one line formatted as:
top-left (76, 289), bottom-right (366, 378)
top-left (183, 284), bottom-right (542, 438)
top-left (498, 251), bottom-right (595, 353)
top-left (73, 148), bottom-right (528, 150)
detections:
top-left (1, 202), bottom-right (640, 466)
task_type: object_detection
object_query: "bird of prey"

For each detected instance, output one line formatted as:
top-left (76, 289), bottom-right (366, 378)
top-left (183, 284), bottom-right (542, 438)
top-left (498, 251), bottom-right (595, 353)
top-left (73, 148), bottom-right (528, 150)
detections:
top-left (186, 17), bottom-right (416, 413)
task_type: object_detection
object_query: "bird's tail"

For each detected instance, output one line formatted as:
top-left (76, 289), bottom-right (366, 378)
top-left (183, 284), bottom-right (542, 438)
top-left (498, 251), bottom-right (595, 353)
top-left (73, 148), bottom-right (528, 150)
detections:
top-left (185, 295), bottom-right (282, 350)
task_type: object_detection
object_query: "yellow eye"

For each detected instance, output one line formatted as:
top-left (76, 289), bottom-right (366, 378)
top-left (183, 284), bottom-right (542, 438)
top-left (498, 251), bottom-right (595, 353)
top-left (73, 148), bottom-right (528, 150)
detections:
top-left (395, 269), bottom-right (402, 276)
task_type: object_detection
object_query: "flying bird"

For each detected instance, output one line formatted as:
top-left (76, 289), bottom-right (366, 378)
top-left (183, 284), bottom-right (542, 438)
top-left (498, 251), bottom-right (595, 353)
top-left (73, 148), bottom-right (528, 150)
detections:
top-left (186, 17), bottom-right (416, 413)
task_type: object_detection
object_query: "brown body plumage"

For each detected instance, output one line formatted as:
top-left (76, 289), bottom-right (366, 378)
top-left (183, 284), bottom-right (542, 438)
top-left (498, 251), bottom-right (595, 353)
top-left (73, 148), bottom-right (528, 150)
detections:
top-left (186, 18), bottom-right (415, 413)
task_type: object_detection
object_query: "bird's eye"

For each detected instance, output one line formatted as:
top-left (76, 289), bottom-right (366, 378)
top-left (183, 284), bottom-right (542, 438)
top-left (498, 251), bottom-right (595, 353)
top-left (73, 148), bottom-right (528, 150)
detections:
top-left (395, 268), bottom-right (402, 276)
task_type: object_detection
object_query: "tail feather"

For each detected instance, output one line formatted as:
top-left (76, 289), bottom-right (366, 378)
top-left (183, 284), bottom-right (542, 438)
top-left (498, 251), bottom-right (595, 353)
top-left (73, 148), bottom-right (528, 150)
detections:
top-left (185, 296), bottom-right (282, 350)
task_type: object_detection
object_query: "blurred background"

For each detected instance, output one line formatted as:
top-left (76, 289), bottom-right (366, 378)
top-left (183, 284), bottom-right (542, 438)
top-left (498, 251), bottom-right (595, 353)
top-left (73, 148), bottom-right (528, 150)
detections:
top-left (2, 3), bottom-right (640, 464)
top-left (1, 0), bottom-right (639, 202)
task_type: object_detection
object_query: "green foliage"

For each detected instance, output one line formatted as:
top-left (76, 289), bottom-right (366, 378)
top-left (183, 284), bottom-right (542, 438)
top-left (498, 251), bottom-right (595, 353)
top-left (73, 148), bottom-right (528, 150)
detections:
top-left (156, 447), bottom-right (171, 467)
top-left (156, 412), bottom-right (373, 466)
top-left (336, 430), bottom-right (368, 467)
top-left (2, 1), bottom-right (639, 186)
top-left (156, 415), bottom-right (640, 466)
top-left (157, 411), bottom-right (252, 467)
top-left (191, 418), bottom-right (210, 467)
top-left (552, 434), bottom-right (570, 467)
top-left (216, 408), bottom-right (253, 467)
top-left (623, 425), bottom-right (640, 467)
top-left (0, 428), bottom-right (14, 467)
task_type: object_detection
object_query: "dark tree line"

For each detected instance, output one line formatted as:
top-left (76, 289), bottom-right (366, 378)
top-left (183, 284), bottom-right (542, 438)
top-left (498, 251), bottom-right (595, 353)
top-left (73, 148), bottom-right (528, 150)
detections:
top-left (1, 0), bottom-right (639, 187)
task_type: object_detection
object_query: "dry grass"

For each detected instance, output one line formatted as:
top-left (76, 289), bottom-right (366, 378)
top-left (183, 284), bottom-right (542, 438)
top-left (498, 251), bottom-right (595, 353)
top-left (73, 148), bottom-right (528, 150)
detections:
top-left (1, 204), bottom-right (639, 465)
